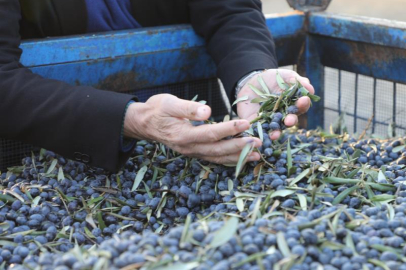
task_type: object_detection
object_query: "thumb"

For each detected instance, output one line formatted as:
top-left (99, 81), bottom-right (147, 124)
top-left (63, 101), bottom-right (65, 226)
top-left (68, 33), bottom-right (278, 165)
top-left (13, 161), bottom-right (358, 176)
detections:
top-left (164, 97), bottom-right (212, 120)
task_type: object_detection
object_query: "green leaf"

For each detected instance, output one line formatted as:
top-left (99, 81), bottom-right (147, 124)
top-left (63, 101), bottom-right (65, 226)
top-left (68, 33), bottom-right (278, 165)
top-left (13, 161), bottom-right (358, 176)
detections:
top-left (131, 165), bottom-right (148, 192)
top-left (250, 97), bottom-right (269, 104)
top-left (386, 203), bottom-right (395, 221)
top-left (84, 227), bottom-right (95, 239)
top-left (232, 95), bottom-right (249, 106)
top-left (347, 168), bottom-right (361, 179)
top-left (57, 167), bottom-right (64, 181)
top-left (378, 170), bottom-right (387, 182)
top-left (257, 122), bottom-right (263, 142)
top-left (191, 95), bottom-right (198, 102)
top-left (236, 198), bottom-right (244, 212)
top-left (199, 100), bottom-right (207, 105)
top-left (323, 177), bottom-right (360, 185)
top-left (154, 262), bottom-right (199, 270)
top-left (287, 138), bottom-right (293, 177)
top-left (96, 212), bottom-right (106, 230)
top-left (320, 241), bottom-right (346, 250)
top-left (297, 193), bottom-right (307, 211)
top-left (180, 214), bottom-right (192, 245)
top-left (46, 159), bottom-right (58, 174)
top-left (270, 189), bottom-right (296, 198)
top-left (0, 240), bottom-right (18, 247)
top-left (345, 230), bottom-right (357, 254)
top-left (249, 84), bottom-right (266, 96)
top-left (289, 168), bottom-right (310, 187)
top-left (392, 145), bottom-right (405, 153)
top-left (31, 196), bottom-right (41, 208)
top-left (276, 232), bottom-right (291, 257)
top-left (231, 252), bottom-right (266, 268)
top-left (276, 72), bottom-right (288, 91)
top-left (366, 182), bottom-right (396, 192)
top-left (210, 217), bottom-right (239, 248)
top-left (351, 149), bottom-right (361, 160)
top-left (228, 179), bottom-right (234, 192)
top-left (257, 75), bottom-right (271, 95)
top-left (250, 198), bottom-right (261, 225)
top-left (370, 194), bottom-right (395, 202)
top-left (368, 259), bottom-right (390, 270)
top-left (332, 185), bottom-right (358, 205)
top-left (235, 144), bottom-right (254, 178)
top-left (308, 94), bottom-right (321, 102)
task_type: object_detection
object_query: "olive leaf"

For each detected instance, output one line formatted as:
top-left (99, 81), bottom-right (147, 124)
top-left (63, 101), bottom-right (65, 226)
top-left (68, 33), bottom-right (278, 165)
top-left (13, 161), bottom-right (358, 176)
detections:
top-left (235, 143), bottom-right (254, 178)
top-left (131, 165), bottom-right (148, 192)
top-left (232, 95), bottom-right (249, 106)
top-left (210, 217), bottom-right (239, 248)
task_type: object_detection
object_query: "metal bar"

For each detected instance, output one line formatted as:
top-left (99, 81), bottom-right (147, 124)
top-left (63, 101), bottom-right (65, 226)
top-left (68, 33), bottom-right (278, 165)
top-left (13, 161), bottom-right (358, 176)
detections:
top-left (354, 74), bottom-right (358, 132)
top-left (393, 83), bottom-right (397, 125)
top-left (313, 37), bottom-right (406, 84)
top-left (22, 12), bottom-right (305, 67)
top-left (338, 70), bottom-right (342, 115)
top-left (21, 12), bottom-right (305, 90)
top-left (309, 12), bottom-right (406, 50)
top-left (297, 15), bottom-right (325, 130)
top-left (372, 79), bottom-right (377, 133)
top-left (325, 107), bottom-right (406, 130)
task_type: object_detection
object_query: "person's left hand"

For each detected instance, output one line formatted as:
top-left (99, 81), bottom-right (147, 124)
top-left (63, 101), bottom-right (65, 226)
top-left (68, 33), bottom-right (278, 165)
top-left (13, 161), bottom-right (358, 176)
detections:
top-left (236, 69), bottom-right (315, 140)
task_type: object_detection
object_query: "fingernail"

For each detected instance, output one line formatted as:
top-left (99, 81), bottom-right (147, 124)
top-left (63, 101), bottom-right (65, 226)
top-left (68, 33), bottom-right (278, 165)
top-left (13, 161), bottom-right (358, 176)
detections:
top-left (196, 106), bottom-right (207, 118)
top-left (243, 137), bottom-right (255, 144)
top-left (248, 154), bottom-right (259, 161)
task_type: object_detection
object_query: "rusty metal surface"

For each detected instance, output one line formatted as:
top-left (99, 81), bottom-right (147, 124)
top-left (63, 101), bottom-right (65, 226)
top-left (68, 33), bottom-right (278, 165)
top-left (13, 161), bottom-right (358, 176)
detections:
top-left (309, 12), bottom-right (406, 49)
top-left (314, 35), bottom-right (406, 84)
top-left (21, 12), bottom-right (305, 90)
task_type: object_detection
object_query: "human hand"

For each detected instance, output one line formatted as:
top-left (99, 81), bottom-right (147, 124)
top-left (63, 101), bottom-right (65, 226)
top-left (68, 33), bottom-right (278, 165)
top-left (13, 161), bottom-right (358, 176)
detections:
top-left (236, 69), bottom-right (315, 140)
top-left (124, 94), bottom-right (262, 164)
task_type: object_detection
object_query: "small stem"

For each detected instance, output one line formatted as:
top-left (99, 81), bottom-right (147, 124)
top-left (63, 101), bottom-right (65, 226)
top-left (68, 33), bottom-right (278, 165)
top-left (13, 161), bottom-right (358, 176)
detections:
top-left (250, 116), bottom-right (262, 124)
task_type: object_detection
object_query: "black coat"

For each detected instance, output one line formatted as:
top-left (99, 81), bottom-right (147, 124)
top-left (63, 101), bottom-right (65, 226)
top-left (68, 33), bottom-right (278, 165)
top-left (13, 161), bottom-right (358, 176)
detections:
top-left (0, 0), bottom-right (277, 171)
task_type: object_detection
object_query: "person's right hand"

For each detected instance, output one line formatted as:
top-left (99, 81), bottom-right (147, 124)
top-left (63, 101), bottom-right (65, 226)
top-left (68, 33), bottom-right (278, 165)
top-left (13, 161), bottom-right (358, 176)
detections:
top-left (123, 94), bottom-right (262, 164)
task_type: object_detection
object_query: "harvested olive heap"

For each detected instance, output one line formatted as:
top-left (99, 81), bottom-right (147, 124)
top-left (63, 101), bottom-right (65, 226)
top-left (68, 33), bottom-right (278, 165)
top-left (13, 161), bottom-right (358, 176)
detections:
top-left (2, 128), bottom-right (406, 270)
top-left (3, 76), bottom-right (406, 270)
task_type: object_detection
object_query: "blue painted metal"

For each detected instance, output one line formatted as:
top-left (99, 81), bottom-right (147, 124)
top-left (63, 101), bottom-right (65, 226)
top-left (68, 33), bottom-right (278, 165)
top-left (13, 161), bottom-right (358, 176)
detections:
top-left (264, 12), bottom-right (304, 38)
top-left (17, 10), bottom-right (406, 130)
top-left (297, 34), bottom-right (325, 130)
top-left (309, 13), bottom-right (406, 50)
top-left (314, 37), bottom-right (406, 84)
top-left (20, 25), bottom-right (206, 67)
top-left (20, 12), bottom-right (305, 90)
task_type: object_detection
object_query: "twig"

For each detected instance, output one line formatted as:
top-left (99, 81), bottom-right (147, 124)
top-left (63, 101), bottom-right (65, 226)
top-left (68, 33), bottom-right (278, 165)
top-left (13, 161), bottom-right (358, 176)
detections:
top-left (358, 113), bottom-right (374, 140)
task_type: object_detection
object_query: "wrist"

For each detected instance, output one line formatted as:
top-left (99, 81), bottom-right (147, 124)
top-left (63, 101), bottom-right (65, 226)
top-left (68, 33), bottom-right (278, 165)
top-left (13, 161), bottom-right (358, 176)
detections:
top-left (235, 70), bottom-right (264, 99)
top-left (123, 102), bottom-right (150, 139)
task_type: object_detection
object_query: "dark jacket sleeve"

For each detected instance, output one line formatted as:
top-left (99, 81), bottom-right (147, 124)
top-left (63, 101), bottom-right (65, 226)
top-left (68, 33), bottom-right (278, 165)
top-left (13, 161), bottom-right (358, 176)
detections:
top-left (0, 0), bottom-right (136, 172)
top-left (189, 0), bottom-right (278, 103)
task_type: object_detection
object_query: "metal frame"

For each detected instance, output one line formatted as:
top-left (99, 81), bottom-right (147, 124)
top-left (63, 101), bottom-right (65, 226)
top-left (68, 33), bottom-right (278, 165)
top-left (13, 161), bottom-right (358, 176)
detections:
top-left (19, 11), bottom-right (406, 130)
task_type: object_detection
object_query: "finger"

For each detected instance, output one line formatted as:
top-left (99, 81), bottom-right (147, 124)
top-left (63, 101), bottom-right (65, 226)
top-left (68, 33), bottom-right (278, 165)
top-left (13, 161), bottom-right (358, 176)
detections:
top-left (201, 152), bottom-right (261, 165)
top-left (164, 96), bottom-right (212, 121)
top-left (269, 130), bottom-right (281, 141)
top-left (297, 76), bottom-right (315, 94)
top-left (186, 120), bottom-right (251, 143)
top-left (187, 137), bottom-right (262, 157)
top-left (296, 96), bottom-right (311, 115)
top-left (278, 70), bottom-right (315, 94)
top-left (284, 114), bottom-right (298, 127)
